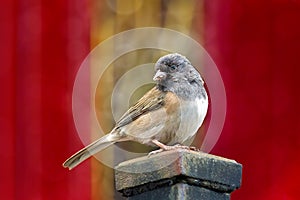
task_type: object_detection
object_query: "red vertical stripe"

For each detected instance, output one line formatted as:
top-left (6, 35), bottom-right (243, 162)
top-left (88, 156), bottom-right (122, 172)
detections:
top-left (66, 0), bottom-right (91, 198)
top-left (0, 0), bottom-right (91, 199)
top-left (40, 1), bottom-right (69, 199)
top-left (40, 0), bottom-right (91, 199)
top-left (14, 0), bottom-right (43, 199)
top-left (205, 0), bottom-right (300, 199)
top-left (0, 0), bottom-right (16, 199)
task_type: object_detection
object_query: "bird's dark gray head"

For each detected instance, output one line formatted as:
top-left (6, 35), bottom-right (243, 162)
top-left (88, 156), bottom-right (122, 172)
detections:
top-left (154, 53), bottom-right (191, 77)
top-left (153, 53), bottom-right (206, 100)
top-left (153, 53), bottom-right (203, 85)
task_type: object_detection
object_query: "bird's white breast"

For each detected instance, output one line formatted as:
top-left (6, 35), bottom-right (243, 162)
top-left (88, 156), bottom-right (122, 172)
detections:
top-left (171, 97), bottom-right (208, 144)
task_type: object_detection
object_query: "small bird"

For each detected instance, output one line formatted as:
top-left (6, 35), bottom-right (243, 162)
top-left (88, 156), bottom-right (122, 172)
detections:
top-left (63, 53), bottom-right (208, 170)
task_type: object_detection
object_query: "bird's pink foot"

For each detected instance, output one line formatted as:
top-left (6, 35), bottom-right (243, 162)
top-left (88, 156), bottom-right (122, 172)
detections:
top-left (148, 140), bottom-right (201, 156)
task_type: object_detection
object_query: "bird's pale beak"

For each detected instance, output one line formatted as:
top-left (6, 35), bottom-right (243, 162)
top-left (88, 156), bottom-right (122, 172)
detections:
top-left (153, 70), bottom-right (166, 81)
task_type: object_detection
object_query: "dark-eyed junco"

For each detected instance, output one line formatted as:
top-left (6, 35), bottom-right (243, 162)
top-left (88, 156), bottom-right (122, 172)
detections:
top-left (63, 53), bottom-right (208, 170)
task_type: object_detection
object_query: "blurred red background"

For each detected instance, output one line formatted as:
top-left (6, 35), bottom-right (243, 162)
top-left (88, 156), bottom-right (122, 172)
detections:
top-left (1, 0), bottom-right (300, 199)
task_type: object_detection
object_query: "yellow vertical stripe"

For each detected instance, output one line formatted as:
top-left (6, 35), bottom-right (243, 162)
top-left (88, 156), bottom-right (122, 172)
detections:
top-left (90, 1), bottom-right (115, 200)
top-left (90, 1), bottom-right (204, 199)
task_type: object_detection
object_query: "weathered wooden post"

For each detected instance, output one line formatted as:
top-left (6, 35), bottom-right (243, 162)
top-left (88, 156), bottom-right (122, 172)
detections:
top-left (115, 149), bottom-right (242, 200)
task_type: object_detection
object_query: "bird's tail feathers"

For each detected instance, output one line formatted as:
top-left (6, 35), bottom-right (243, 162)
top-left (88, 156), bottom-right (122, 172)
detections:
top-left (62, 134), bottom-right (118, 170)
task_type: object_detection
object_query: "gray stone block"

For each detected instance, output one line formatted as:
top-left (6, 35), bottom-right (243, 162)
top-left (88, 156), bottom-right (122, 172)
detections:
top-left (115, 149), bottom-right (242, 199)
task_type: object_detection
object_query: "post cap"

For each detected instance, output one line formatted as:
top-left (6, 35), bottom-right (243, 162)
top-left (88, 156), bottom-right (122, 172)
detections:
top-left (115, 149), bottom-right (242, 197)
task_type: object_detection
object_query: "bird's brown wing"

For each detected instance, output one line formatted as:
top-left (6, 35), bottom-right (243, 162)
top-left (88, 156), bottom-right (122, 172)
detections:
top-left (114, 86), bottom-right (166, 129)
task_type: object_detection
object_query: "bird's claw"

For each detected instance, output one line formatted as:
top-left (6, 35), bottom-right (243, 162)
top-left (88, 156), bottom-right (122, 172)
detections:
top-left (148, 149), bottom-right (164, 156)
top-left (148, 144), bottom-right (200, 157)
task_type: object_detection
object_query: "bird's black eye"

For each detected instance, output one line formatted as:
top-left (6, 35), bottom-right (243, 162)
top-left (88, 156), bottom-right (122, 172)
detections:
top-left (169, 65), bottom-right (176, 71)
